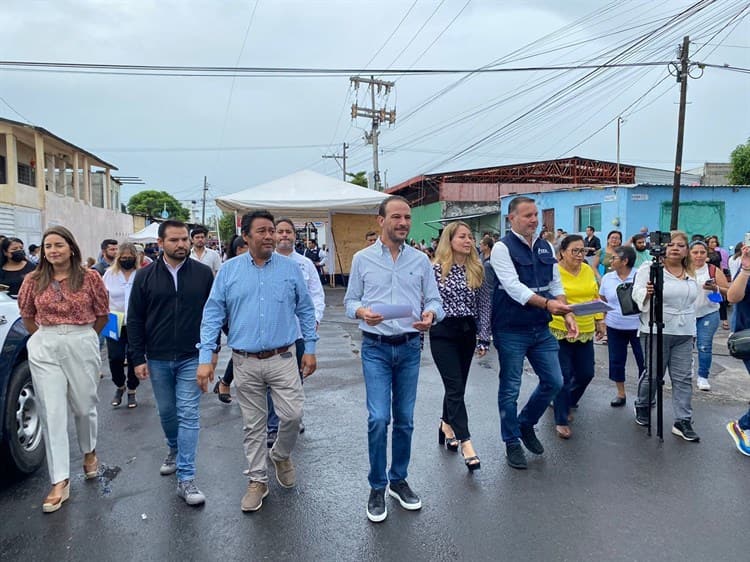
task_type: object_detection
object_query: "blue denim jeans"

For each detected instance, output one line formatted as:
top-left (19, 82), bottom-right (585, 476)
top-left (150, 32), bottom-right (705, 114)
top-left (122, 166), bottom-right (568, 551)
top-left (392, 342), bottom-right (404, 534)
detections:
top-left (553, 339), bottom-right (595, 426)
top-left (741, 360), bottom-right (750, 430)
top-left (148, 356), bottom-right (201, 482)
top-left (696, 310), bottom-right (720, 378)
top-left (267, 339), bottom-right (305, 433)
top-left (494, 327), bottom-right (563, 444)
top-left (360, 335), bottom-right (422, 490)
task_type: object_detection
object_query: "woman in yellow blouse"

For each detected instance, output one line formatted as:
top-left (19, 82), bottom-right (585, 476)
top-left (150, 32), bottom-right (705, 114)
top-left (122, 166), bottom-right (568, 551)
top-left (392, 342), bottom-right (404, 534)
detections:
top-left (551, 235), bottom-right (605, 439)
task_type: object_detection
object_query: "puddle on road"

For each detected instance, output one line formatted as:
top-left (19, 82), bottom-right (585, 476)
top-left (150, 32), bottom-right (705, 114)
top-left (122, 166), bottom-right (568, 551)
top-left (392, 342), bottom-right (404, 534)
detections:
top-left (94, 464), bottom-right (122, 496)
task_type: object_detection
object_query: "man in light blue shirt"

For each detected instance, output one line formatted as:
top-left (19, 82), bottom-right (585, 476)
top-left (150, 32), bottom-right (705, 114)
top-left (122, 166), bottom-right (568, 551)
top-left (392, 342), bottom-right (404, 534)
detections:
top-left (344, 195), bottom-right (444, 523)
top-left (197, 210), bottom-right (318, 513)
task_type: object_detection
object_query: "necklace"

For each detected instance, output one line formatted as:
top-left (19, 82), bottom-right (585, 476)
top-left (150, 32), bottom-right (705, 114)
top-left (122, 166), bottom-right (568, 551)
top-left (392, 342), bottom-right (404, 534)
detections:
top-left (665, 264), bottom-right (685, 278)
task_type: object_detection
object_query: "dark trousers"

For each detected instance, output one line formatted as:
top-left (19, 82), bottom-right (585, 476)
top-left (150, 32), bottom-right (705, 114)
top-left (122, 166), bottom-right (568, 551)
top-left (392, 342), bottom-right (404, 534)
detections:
top-left (720, 299), bottom-right (728, 322)
top-left (606, 326), bottom-right (645, 383)
top-left (429, 317), bottom-right (477, 441)
top-left (267, 339), bottom-right (305, 433)
top-left (553, 339), bottom-right (595, 426)
top-left (221, 358), bottom-right (234, 385)
top-left (107, 326), bottom-right (138, 391)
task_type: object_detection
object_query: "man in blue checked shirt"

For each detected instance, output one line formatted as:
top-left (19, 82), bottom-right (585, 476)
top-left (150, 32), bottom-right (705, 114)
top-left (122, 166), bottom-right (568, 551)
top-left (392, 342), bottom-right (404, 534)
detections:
top-left (197, 210), bottom-right (318, 513)
top-left (344, 195), bottom-right (445, 524)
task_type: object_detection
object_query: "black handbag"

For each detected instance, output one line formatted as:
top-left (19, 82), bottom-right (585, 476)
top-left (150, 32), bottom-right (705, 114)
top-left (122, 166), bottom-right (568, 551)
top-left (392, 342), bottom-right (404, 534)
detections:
top-left (727, 329), bottom-right (750, 360)
top-left (616, 282), bottom-right (640, 316)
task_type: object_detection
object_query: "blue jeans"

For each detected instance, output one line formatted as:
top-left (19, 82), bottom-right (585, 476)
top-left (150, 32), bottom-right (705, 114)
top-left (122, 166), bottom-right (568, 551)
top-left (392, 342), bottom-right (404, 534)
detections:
top-left (606, 326), bottom-right (645, 383)
top-left (696, 310), bottom-right (720, 378)
top-left (494, 327), bottom-right (563, 444)
top-left (741, 359), bottom-right (750, 430)
top-left (267, 339), bottom-right (305, 433)
top-left (553, 339), bottom-right (595, 426)
top-left (360, 335), bottom-right (422, 490)
top-left (148, 356), bottom-right (201, 482)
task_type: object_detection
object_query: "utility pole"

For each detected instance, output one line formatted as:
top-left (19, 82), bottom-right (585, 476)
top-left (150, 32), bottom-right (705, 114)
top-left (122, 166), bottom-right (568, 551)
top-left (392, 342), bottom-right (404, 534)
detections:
top-left (322, 142), bottom-right (348, 181)
top-left (616, 116), bottom-right (623, 185)
top-left (670, 36), bottom-right (690, 230)
top-left (350, 76), bottom-right (396, 190)
top-left (201, 175), bottom-right (208, 225)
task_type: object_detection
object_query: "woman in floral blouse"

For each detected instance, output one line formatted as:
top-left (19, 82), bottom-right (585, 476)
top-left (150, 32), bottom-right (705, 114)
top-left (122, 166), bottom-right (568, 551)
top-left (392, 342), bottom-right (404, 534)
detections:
top-left (430, 221), bottom-right (491, 471)
top-left (18, 226), bottom-right (110, 513)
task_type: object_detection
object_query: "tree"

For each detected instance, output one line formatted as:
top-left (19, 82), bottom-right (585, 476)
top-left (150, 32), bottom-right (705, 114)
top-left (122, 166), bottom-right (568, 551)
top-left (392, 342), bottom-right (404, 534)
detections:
top-left (126, 190), bottom-right (190, 221)
top-left (729, 138), bottom-right (750, 185)
top-left (347, 171), bottom-right (368, 188)
top-left (218, 212), bottom-right (236, 242)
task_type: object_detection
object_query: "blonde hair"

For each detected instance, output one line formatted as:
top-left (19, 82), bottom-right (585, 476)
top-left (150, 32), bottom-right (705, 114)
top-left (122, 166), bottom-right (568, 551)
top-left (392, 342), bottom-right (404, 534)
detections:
top-left (108, 242), bottom-right (141, 275)
top-left (670, 230), bottom-right (695, 277)
top-left (433, 221), bottom-right (484, 289)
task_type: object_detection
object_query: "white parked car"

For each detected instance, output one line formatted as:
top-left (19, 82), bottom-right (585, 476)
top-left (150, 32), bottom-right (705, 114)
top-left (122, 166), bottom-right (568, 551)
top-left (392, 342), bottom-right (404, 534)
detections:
top-left (0, 292), bottom-right (44, 474)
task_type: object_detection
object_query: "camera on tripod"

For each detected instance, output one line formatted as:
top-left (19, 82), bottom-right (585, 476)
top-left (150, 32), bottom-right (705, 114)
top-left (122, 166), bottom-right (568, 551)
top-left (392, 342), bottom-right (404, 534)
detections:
top-left (649, 231), bottom-right (671, 257)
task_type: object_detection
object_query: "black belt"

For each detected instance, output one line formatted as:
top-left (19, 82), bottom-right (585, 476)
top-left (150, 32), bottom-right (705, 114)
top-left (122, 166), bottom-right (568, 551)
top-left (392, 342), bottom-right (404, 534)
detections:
top-left (362, 331), bottom-right (419, 345)
top-left (232, 345), bottom-right (291, 360)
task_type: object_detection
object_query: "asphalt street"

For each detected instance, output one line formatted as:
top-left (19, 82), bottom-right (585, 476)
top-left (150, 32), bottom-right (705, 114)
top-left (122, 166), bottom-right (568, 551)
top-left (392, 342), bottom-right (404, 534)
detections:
top-left (1, 288), bottom-right (749, 562)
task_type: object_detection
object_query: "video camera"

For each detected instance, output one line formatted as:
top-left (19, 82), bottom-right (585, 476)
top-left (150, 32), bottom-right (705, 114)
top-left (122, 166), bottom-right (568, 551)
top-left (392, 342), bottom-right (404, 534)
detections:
top-left (649, 231), bottom-right (671, 257)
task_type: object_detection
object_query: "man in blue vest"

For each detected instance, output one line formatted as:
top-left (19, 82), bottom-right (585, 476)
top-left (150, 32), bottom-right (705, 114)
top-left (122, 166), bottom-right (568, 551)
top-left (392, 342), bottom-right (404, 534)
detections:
top-left (490, 196), bottom-right (578, 469)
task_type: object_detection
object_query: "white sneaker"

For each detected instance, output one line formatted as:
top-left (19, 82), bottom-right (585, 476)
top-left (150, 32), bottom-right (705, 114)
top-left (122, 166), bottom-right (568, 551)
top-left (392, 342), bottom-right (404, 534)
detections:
top-left (696, 377), bottom-right (711, 391)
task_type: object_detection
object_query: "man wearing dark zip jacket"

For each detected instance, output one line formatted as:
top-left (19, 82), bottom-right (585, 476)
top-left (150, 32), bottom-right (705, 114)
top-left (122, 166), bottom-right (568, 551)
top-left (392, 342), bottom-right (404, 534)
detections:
top-left (128, 220), bottom-right (214, 506)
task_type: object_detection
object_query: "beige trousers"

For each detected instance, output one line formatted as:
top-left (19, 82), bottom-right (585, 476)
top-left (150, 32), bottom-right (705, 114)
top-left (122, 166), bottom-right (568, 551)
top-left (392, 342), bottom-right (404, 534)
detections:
top-left (27, 324), bottom-right (100, 484)
top-left (233, 351), bottom-right (304, 483)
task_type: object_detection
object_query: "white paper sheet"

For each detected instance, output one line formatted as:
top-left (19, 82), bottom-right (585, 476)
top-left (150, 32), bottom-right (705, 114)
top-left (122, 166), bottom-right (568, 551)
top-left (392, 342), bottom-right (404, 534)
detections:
top-left (371, 304), bottom-right (414, 320)
top-left (569, 300), bottom-right (615, 316)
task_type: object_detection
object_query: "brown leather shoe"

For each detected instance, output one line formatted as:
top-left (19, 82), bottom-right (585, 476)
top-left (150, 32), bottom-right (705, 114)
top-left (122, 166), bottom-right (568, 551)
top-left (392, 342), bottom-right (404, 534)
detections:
top-left (83, 451), bottom-right (98, 479)
top-left (241, 481), bottom-right (269, 512)
top-left (269, 451), bottom-right (296, 488)
top-left (42, 480), bottom-right (70, 513)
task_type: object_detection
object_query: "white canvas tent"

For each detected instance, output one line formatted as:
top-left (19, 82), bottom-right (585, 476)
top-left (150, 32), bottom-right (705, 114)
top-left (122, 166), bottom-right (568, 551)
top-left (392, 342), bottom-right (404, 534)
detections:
top-left (128, 221), bottom-right (160, 243)
top-left (215, 170), bottom-right (388, 282)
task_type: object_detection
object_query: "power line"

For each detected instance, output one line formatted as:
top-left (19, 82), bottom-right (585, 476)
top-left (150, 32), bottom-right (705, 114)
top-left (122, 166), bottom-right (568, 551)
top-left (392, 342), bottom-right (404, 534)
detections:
top-left (90, 143), bottom-right (333, 153)
top-left (0, 60), bottom-right (677, 76)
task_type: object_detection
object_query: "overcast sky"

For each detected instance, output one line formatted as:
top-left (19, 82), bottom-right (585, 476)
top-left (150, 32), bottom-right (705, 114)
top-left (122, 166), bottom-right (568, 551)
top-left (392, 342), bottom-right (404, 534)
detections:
top-left (2, 0), bottom-right (748, 214)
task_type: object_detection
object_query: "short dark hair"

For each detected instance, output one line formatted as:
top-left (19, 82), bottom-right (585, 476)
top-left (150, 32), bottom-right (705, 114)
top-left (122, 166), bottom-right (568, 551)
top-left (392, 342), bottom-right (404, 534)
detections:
top-left (560, 234), bottom-right (583, 251)
top-left (480, 235), bottom-right (494, 249)
top-left (614, 245), bottom-right (636, 268)
top-left (190, 225), bottom-right (208, 239)
top-left (158, 220), bottom-right (188, 239)
top-left (586, 225), bottom-right (595, 231)
top-left (100, 238), bottom-right (118, 250)
top-left (275, 217), bottom-right (295, 232)
top-left (378, 195), bottom-right (410, 217)
top-left (606, 230), bottom-right (623, 243)
top-left (365, 230), bottom-right (377, 239)
top-left (631, 233), bottom-right (646, 243)
top-left (28, 244), bottom-right (38, 252)
top-left (507, 196), bottom-right (535, 215)
top-left (240, 210), bottom-right (275, 235)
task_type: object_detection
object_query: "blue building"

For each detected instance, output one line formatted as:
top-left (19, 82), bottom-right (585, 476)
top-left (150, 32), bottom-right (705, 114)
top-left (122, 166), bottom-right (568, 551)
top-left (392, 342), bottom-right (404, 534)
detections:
top-left (499, 183), bottom-right (750, 250)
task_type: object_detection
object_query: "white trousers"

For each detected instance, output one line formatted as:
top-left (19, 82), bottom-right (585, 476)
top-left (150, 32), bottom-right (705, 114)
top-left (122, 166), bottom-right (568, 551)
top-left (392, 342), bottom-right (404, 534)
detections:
top-left (27, 324), bottom-right (101, 483)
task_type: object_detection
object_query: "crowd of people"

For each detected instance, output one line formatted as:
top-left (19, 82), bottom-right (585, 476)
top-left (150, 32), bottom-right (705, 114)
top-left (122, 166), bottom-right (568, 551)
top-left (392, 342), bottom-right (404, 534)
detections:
top-left (3, 195), bottom-right (750, 523)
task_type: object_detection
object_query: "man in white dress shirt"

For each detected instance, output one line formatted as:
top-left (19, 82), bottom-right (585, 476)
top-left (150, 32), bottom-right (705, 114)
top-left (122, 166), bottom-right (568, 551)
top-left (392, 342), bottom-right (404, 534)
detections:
top-left (189, 225), bottom-right (222, 276)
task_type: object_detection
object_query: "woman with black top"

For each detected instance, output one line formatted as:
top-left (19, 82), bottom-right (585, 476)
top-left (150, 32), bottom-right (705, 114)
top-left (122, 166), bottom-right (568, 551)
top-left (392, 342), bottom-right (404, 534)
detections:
top-left (430, 222), bottom-right (491, 471)
top-left (0, 237), bottom-right (36, 296)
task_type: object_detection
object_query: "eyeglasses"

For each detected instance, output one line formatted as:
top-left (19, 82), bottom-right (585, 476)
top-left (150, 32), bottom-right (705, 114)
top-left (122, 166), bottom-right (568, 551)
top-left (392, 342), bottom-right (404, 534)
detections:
top-left (568, 248), bottom-right (586, 255)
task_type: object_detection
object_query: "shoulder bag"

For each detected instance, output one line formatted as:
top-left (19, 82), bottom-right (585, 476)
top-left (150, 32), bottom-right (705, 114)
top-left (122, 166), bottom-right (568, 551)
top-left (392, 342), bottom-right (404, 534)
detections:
top-left (727, 329), bottom-right (750, 360)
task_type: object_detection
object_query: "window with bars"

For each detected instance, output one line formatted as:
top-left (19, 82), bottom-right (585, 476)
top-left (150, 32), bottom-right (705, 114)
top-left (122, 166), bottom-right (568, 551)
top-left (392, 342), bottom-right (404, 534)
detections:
top-left (17, 163), bottom-right (36, 186)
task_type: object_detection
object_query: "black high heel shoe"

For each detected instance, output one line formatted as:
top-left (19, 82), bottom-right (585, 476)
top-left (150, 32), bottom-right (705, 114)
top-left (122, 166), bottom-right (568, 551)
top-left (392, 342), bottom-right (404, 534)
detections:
top-left (438, 421), bottom-right (459, 451)
top-left (461, 441), bottom-right (481, 471)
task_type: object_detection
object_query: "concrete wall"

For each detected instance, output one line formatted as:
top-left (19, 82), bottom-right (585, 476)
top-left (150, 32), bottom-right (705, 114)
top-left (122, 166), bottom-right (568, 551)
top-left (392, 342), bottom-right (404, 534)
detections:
top-left (46, 194), bottom-right (134, 260)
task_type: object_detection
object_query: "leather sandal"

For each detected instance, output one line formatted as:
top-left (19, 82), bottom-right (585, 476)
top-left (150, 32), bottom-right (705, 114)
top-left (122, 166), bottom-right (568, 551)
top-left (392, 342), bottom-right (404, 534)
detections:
top-left (127, 392), bottom-right (137, 409)
top-left (213, 380), bottom-right (232, 404)
top-left (111, 386), bottom-right (125, 407)
top-left (83, 451), bottom-right (99, 479)
top-left (43, 480), bottom-right (70, 513)
top-left (556, 425), bottom-right (572, 439)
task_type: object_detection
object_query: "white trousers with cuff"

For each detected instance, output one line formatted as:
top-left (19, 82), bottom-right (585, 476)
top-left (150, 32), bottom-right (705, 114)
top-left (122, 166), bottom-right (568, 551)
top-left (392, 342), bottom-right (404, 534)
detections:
top-left (27, 324), bottom-right (101, 484)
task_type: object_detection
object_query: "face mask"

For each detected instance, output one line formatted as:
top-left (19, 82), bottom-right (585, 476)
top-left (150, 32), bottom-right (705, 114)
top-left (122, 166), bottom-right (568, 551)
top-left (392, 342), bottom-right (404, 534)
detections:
top-left (119, 258), bottom-right (136, 270)
top-left (10, 250), bottom-right (26, 262)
